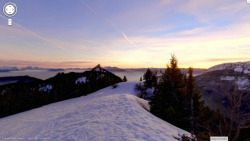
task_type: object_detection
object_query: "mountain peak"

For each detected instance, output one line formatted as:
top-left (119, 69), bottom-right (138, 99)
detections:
top-left (91, 64), bottom-right (104, 72)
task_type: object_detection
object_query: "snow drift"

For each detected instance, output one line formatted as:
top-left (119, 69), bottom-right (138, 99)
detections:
top-left (0, 82), bottom-right (189, 141)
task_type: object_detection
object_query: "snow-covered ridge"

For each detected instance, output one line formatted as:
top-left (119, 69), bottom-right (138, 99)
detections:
top-left (207, 61), bottom-right (250, 90)
top-left (0, 82), bottom-right (190, 141)
top-left (207, 61), bottom-right (250, 74)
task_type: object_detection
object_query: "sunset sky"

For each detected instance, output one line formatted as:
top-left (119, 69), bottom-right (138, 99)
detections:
top-left (0, 0), bottom-right (250, 68)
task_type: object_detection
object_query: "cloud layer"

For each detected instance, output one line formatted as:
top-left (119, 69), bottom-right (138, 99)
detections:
top-left (0, 0), bottom-right (249, 68)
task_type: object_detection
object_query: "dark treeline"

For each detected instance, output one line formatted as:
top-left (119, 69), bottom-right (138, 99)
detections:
top-left (0, 64), bottom-right (122, 118)
top-left (138, 55), bottom-right (249, 141)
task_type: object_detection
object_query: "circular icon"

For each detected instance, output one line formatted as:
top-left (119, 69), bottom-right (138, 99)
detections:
top-left (3, 2), bottom-right (17, 17)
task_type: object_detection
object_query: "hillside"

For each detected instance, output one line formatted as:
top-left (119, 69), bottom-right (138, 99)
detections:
top-left (0, 82), bottom-right (190, 141)
top-left (195, 61), bottom-right (250, 114)
top-left (207, 61), bottom-right (250, 74)
top-left (0, 65), bottom-right (122, 118)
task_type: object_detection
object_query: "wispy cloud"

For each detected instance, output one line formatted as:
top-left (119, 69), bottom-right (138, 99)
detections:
top-left (206, 58), bottom-right (249, 62)
top-left (0, 23), bottom-right (94, 52)
top-left (78, 0), bottom-right (139, 48)
top-left (159, 0), bottom-right (174, 6)
top-left (121, 32), bottom-right (137, 47)
top-left (0, 59), bottom-right (92, 68)
top-left (105, 20), bottom-right (250, 68)
top-left (139, 26), bottom-right (172, 33)
top-left (79, 0), bottom-right (96, 14)
top-left (0, 14), bottom-right (66, 50)
top-left (178, 0), bottom-right (249, 23)
top-left (0, 14), bottom-right (7, 20)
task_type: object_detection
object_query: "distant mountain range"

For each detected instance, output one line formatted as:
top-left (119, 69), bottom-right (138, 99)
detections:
top-left (0, 66), bottom-right (63, 72)
top-left (0, 66), bottom-right (208, 75)
top-left (0, 76), bottom-right (41, 85)
top-left (0, 66), bottom-right (19, 72)
top-left (103, 66), bottom-right (126, 72)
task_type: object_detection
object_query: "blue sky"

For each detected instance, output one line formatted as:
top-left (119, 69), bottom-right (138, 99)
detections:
top-left (0, 0), bottom-right (250, 68)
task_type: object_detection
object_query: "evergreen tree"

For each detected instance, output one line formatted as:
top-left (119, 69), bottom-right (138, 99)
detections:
top-left (140, 77), bottom-right (142, 81)
top-left (143, 68), bottom-right (154, 88)
top-left (151, 71), bottom-right (158, 87)
top-left (123, 76), bottom-right (127, 82)
top-left (149, 56), bottom-right (234, 140)
top-left (184, 67), bottom-right (216, 140)
top-left (186, 67), bottom-right (204, 132)
top-left (150, 55), bottom-right (186, 127)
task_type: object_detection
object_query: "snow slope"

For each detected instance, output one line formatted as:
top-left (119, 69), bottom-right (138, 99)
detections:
top-left (0, 82), bottom-right (189, 141)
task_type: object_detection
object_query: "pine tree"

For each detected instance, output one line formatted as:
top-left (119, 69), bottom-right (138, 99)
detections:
top-left (187, 67), bottom-right (195, 131)
top-left (143, 68), bottom-right (153, 88)
top-left (140, 77), bottom-right (142, 81)
top-left (150, 55), bottom-right (185, 127)
top-left (123, 76), bottom-right (127, 82)
top-left (152, 71), bottom-right (158, 87)
top-left (185, 67), bottom-right (216, 141)
top-left (186, 67), bottom-right (204, 132)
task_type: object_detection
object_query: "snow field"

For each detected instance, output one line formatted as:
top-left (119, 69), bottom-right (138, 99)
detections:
top-left (0, 82), bottom-right (189, 141)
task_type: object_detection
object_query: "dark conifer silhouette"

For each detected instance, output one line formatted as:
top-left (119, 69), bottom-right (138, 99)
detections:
top-left (123, 76), bottom-right (127, 82)
top-left (143, 68), bottom-right (153, 88)
top-left (149, 55), bottom-right (218, 140)
top-left (150, 55), bottom-right (185, 126)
